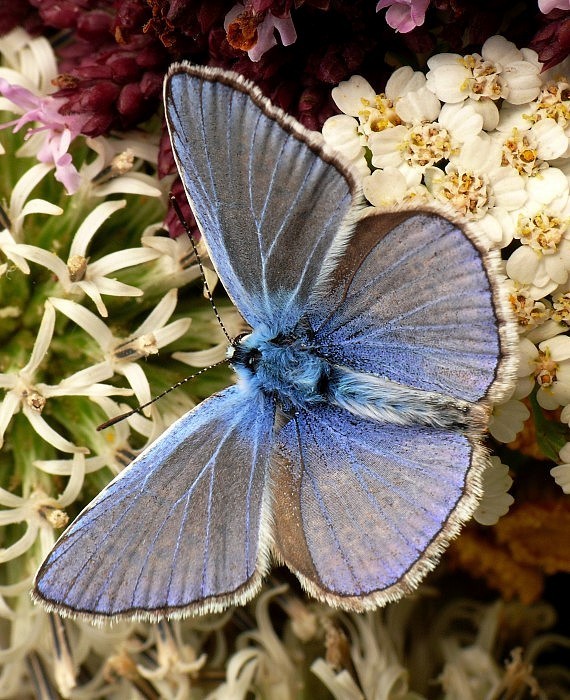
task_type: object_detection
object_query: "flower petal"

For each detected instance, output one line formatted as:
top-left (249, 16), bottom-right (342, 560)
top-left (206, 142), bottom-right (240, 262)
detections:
top-left (69, 199), bottom-right (126, 257)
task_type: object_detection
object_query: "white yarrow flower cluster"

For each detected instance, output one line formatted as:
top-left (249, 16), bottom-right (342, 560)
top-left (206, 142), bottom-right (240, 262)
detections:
top-left (322, 35), bottom-right (570, 499)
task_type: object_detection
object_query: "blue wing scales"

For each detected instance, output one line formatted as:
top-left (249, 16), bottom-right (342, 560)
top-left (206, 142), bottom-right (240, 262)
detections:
top-left (34, 387), bottom-right (274, 619)
top-left (308, 209), bottom-right (516, 404)
top-left (164, 63), bottom-right (360, 329)
top-left (273, 403), bottom-right (483, 608)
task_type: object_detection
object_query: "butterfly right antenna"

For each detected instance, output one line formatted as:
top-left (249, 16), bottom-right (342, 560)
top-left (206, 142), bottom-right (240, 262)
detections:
top-left (170, 193), bottom-right (233, 344)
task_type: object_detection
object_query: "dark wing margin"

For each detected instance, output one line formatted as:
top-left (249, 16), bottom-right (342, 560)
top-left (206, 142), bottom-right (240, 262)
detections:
top-left (272, 403), bottom-right (487, 611)
top-left (33, 387), bottom-right (274, 622)
top-left (164, 62), bottom-right (363, 330)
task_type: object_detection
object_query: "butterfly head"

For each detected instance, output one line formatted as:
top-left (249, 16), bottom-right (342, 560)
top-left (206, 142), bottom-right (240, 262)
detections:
top-left (228, 325), bottom-right (331, 412)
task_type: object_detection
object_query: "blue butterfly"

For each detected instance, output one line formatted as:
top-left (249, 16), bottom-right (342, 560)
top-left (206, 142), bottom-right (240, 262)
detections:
top-left (33, 63), bottom-right (517, 621)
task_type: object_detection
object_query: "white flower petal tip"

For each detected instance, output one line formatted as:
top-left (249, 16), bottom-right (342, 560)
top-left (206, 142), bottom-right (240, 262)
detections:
top-left (331, 75), bottom-right (376, 116)
top-left (473, 458), bottom-right (514, 526)
top-left (551, 464), bottom-right (570, 494)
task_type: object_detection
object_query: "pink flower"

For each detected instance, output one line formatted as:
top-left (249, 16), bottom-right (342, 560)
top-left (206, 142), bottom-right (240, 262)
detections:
top-left (376, 0), bottom-right (430, 33)
top-left (0, 79), bottom-right (88, 194)
top-left (224, 2), bottom-right (297, 62)
top-left (538, 0), bottom-right (570, 12)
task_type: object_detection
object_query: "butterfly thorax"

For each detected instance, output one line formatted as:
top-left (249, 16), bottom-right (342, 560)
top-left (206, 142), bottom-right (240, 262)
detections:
top-left (229, 326), bottom-right (330, 411)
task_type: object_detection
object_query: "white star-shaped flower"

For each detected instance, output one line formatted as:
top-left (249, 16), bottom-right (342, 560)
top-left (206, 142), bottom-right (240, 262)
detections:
top-left (0, 302), bottom-right (131, 452)
top-left (49, 291), bottom-right (191, 413)
top-left (16, 200), bottom-right (161, 316)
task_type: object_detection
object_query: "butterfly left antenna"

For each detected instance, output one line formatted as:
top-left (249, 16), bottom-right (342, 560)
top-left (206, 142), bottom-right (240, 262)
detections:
top-left (97, 359), bottom-right (229, 430)
top-left (170, 193), bottom-right (233, 344)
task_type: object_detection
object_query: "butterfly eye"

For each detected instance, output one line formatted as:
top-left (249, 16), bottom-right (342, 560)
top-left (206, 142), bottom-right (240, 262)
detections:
top-left (228, 342), bottom-right (261, 374)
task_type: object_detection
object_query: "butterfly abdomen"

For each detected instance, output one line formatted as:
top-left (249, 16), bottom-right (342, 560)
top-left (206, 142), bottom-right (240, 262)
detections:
top-left (329, 366), bottom-right (483, 432)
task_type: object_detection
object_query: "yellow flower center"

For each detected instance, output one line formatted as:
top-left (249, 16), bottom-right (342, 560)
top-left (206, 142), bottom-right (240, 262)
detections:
top-left (23, 388), bottom-right (46, 412)
top-left (461, 54), bottom-right (504, 100)
top-left (437, 170), bottom-right (490, 219)
top-left (359, 94), bottom-right (401, 133)
top-left (404, 124), bottom-right (452, 167)
top-left (509, 291), bottom-right (550, 329)
top-left (39, 503), bottom-right (69, 529)
top-left (534, 348), bottom-right (557, 387)
top-left (552, 292), bottom-right (570, 326)
top-left (502, 129), bottom-right (541, 176)
top-left (531, 80), bottom-right (570, 128)
top-left (517, 212), bottom-right (567, 254)
top-left (67, 254), bottom-right (88, 282)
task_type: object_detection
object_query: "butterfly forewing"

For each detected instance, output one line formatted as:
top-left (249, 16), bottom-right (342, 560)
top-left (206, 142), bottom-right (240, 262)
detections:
top-left (164, 64), bottom-right (360, 329)
top-left (34, 388), bottom-right (274, 619)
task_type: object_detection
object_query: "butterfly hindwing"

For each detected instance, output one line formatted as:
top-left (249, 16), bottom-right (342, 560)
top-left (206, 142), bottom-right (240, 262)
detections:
top-left (308, 208), bottom-right (516, 405)
top-left (34, 387), bottom-right (274, 619)
top-left (164, 64), bottom-right (360, 329)
top-left (273, 403), bottom-right (482, 609)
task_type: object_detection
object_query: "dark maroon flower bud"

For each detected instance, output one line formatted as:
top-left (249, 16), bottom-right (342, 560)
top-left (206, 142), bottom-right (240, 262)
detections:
top-left (79, 81), bottom-right (122, 110)
top-left (158, 129), bottom-right (175, 179)
top-left (0, 0), bottom-right (41, 36)
top-left (166, 178), bottom-right (198, 238)
top-left (78, 111), bottom-right (115, 136)
top-left (113, 0), bottom-right (151, 40)
top-left (76, 10), bottom-right (113, 41)
top-left (530, 12), bottom-right (570, 70)
top-left (107, 54), bottom-right (143, 83)
top-left (117, 82), bottom-right (145, 121)
top-left (140, 72), bottom-right (164, 98)
top-left (29, 0), bottom-right (86, 29)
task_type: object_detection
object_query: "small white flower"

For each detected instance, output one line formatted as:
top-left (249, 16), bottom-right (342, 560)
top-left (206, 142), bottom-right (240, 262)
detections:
top-left (362, 167), bottom-right (429, 207)
top-left (329, 67), bottom-right (437, 139)
top-left (522, 334), bottom-right (570, 409)
top-left (497, 120), bottom-right (568, 177)
top-left (16, 200), bottom-right (161, 316)
top-left (79, 135), bottom-right (162, 199)
top-left (49, 291), bottom-right (191, 413)
top-left (369, 102), bottom-right (482, 182)
top-left (0, 453), bottom-right (85, 564)
top-left (426, 36), bottom-right (542, 130)
top-left (551, 442), bottom-right (570, 494)
top-left (498, 77), bottom-right (570, 156)
top-left (505, 192), bottom-right (570, 297)
top-left (425, 135), bottom-right (527, 247)
top-left (473, 457), bottom-right (514, 525)
top-left (504, 277), bottom-right (552, 334)
top-left (0, 302), bottom-right (129, 452)
top-left (330, 73), bottom-right (401, 136)
top-left (489, 398), bottom-right (530, 443)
